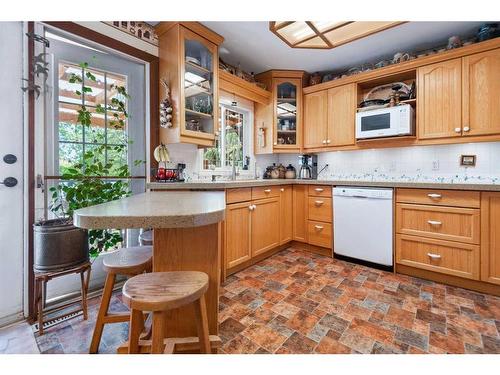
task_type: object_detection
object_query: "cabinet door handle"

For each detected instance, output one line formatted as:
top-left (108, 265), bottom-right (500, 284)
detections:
top-left (314, 188), bottom-right (324, 192)
top-left (427, 220), bottom-right (442, 226)
top-left (463, 126), bottom-right (470, 132)
top-left (273, 142), bottom-right (277, 145)
top-left (326, 139), bottom-right (331, 144)
top-left (248, 205), bottom-right (254, 211)
top-left (322, 140), bottom-right (327, 144)
top-left (454, 127), bottom-right (462, 133)
top-left (314, 225), bottom-right (324, 230)
top-left (427, 193), bottom-right (442, 199)
top-left (264, 189), bottom-right (271, 193)
top-left (314, 200), bottom-right (324, 205)
top-left (280, 188), bottom-right (285, 192)
top-left (427, 252), bottom-right (442, 259)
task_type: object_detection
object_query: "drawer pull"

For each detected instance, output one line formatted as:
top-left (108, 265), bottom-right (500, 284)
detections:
top-left (427, 252), bottom-right (442, 260)
top-left (280, 188), bottom-right (284, 192)
top-left (427, 193), bottom-right (442, 199)
top-left (427, 220), bottom-right (442, 226)
top-left (264, 189), bottom-right (271, 193)
top-left (314, 188), bottom-right (324, 192)
top-left (314, 225), bottom-right (324, 230)
top-left (314, 200), bottom-right (324, 205)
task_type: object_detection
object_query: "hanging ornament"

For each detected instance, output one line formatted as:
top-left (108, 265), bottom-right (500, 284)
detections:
top-left (160, 78), bottom-right (173, 128)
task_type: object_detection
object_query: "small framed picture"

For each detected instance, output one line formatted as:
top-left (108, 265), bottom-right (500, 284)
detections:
top-left (460, 155), bottom-right (476, 166)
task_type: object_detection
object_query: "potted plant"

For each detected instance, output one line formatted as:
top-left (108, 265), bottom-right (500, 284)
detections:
top-left (204, 147), bottom-right (220, 169)
top-left (33, 62), bottom-right (137, 271)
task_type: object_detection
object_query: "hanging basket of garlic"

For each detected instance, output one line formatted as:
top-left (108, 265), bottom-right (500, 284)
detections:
top-left (160, 78), bottom-right (173, 128)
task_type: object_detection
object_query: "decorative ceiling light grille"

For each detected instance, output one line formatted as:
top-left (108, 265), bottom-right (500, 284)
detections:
top-left (269, 21), bottom-right (405, 49)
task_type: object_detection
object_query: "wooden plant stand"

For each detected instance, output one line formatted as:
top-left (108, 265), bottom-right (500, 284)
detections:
top-left (34, 261), bottom-right (91, 335)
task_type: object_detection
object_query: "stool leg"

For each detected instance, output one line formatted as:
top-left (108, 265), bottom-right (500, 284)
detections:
top-left (151, 311), bottom-right (166, 354)
top-left (193, 295), bottom-right (211, 354)
top-left (89, 272), bottom-right (116, 354)
top-left (80, 267), bottom-right (90, 320)
top-left (128, 309), bottom-right (143, 354)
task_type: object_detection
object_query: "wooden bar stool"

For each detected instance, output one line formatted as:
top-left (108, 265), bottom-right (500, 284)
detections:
top-left (122, 271), bottom-right (220, 354)
top-left (89, 246), bottom-right (152, 354)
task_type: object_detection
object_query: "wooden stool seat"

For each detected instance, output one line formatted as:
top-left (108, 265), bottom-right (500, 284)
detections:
top-left (123, 271), bottom-right (209, 311)
top-left (102, 246), bottom-right (152, 275)
top-left (123, 271), bottom-right (215, 354)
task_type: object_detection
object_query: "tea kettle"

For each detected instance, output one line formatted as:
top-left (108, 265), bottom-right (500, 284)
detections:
top-left (299, 164), bottom-right (312, 179)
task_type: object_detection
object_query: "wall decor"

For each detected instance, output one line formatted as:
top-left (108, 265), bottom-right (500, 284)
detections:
top-left (21, 33), bottom-right (50, 99)
top-left (104, 21), bottom-right (158, 46)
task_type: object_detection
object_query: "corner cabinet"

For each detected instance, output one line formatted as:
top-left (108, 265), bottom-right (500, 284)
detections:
top-left (254, 70), bottom-right (306, 154)
top-left (156, 22), bottom-right (224, 147)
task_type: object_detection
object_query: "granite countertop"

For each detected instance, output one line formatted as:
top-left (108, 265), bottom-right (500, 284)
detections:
top-left (73, 191), bottom-right (225, 229)
top-left (147, 179), bottom-right (500, 192)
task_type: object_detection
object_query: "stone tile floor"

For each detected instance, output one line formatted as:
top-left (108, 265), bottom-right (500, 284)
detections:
top-left (1, 248), bottom-right (499, 354)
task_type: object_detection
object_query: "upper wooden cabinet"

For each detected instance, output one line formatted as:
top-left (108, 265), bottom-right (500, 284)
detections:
top-left (327, 84), bottom-right (356, 147)
top-left (156, 22), bottom-right (223, 147)
top-left (303, 91), bottom-right (327, 148)
top-left (254, 70), bottom-right (306, 154)
top-left (463, 49), bottom-right (500, 137)
top-left (303, 83), bottom-right (356, 150)
top-left (481, 192), bottom-right (500, 286)
top-left (417, 58), bottom-right (462, 140)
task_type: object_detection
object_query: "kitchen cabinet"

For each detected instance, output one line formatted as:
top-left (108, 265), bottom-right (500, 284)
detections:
top-left (417, 58), bottom-right (462, 140)
top-left (303, 91), bottom-right (327, 148)
top-left (292, 185), bottom-right (308, 242)
top-left (156, 22), bottom-right (223, 147)
top-left (279, 186), bottom-right (293, 244)
top-left (480, 192), bottom-right (500, 285)
top-left (307, 185), bottom-right (333, 250)
top-left (327, 84), bottom-right (356, 147)
top-left (251, 197), bottom-right (280, 256)
top-left (225, 201), bottom-right (252, 268)
top-left (303, 84), bottom-right (356, 149)
top-left (463, 48), bottom-right (500, 137)
top-left (254, 70), bottom-right (306, 153)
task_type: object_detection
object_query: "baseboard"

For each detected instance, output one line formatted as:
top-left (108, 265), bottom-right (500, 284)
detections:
top-left (396, 264), bottom-right (500, 297)
top-left (0, 311), bottom-right (25, 328)
top-left (290, 241), bottom-right (332, 257)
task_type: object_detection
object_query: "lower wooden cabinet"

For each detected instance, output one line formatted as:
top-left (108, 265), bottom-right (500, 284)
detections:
top-left (225, 201), bottom-right (252, 268)
top-left (279, 186), bottom-right (293, 244)
top-left (251, 197), bottom-right (280, 256)
top-left (292, 185), bottom-right (308, 242)
top-left (307, 220), bottom-right (332, 248)
top-left (481, 192), bottom-right (500, 285)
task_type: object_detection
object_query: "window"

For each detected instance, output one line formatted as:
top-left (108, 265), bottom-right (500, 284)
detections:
top-left (202, 104), bottom-right (249, 170)
top-left (57, 62), bottom-right (128, 175)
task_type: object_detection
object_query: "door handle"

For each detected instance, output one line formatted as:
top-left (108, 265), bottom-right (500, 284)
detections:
top-left (264, 189), bottom-right (271, 193)
top-left (314, 225), bottom-right (324, 230)
top-left (314, 188), bottom-right (324, 192)
top-left (3, 154), bottom-right (17, 164)
top-left (427, 220), bottom-right (442, 226)
top-left (427, 193), bottom-right (442, 199)
top-left (314, 200), bottom-right (324, 205)
top-left (0, 177), bottom-right (18, 187)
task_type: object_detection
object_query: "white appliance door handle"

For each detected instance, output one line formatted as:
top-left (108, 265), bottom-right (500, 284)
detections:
top-left (427, 193), bottom-right (442, 199)
top-left (315, 200), bottom-right (324, 205)
top-left (427, 220), bottom-right (442, 226)
top-left (427, 252), bottom-right (442, 259)
top-left (314, 225), bottom-right (324, 230)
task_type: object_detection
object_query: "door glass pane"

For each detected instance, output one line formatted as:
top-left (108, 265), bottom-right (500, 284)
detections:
top-left (184, 37), bottom-right (214, 135)
top-left (83, 67), bottom-right (106, 107)
top-left (276, 82), bottom-right (297, 146)
top-left (58, 102), bottom-right (83, 142)
top-left (58, 64), bottom-right (82, 105)
top-left (59, 142), bottom-right (83, 174)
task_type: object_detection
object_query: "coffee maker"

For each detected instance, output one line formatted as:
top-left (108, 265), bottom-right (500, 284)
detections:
top-left (298, 154), bottom-right (318, 179)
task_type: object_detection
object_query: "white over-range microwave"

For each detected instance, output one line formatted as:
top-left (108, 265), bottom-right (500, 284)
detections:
top-left (355, 104), bottom-right (415, 140)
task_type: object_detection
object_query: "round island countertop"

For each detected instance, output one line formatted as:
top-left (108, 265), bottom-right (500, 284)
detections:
top-left (73, 191), bottom-right (225, 229)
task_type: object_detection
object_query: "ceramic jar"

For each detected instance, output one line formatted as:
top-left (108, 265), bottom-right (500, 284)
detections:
top-left (285, 164), bottom-right (296, 179)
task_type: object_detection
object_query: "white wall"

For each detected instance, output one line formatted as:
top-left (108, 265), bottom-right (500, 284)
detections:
top-left (278, 141), bottom-right (500, 184)
top-left (0, 22), bottom-right (25, 325)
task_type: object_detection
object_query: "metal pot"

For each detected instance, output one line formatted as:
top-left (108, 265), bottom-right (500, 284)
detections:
top-left (33, 219), bottom-right (89, 271)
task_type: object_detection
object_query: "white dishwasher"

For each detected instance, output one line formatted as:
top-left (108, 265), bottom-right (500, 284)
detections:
top-left (333, 187), bottom-right (393, 267)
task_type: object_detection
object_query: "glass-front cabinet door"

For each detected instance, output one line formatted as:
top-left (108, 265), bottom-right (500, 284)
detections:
top-left (274, 78), bottom-right (301, 149)
top-left (180, 27), bottom-right (218, 141)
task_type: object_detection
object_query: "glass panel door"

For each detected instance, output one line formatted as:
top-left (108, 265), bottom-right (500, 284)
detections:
top-left (276, 81), bottom-right (298, 146)
top-left (183, 36), bottom-right (214, 136)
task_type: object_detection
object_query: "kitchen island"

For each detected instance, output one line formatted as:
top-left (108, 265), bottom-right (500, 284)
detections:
top-left (74, 191), bottom-right (226, 352)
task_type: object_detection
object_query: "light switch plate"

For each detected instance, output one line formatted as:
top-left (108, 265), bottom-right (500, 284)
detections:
top-left (432, 160), bottom-right (440, 171)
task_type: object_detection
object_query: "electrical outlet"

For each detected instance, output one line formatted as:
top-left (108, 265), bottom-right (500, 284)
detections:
top-left (432, 160), bottom-right (440, 171)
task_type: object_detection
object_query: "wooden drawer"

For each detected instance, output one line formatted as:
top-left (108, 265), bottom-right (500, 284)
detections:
top-left (396, 204), bottom-right (480, 244)
top-left (396, 188), bottom-right (480, 208)
top-left (308, 185), bottom-right (332, 197)
top-left (308, 197), bottom-right (332, 222)
top-left (308, 220), bottom-right (332, 248)
top-left (251, 186), bottom-right (280, 200)
top-left (226, 188), bottom-right (251, 204)
top-left (396, 234), bottom-right (480, 280)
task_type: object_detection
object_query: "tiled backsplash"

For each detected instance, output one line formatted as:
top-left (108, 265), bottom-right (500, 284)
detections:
top-left (279, 142), bottom-right (500, 184)
top-left (163, 142), bottom-right (500, 184)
